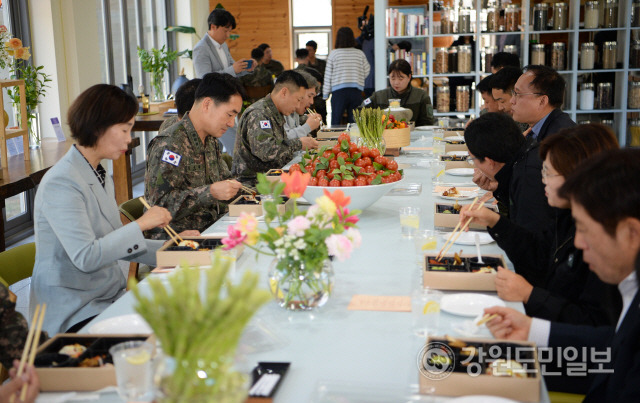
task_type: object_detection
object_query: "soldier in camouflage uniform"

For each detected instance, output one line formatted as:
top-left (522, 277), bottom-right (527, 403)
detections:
top-left (241, 48), bottom-right (274, 90)
top-left (158, 78), bottom-right (202, 134)
top-left (233, 70), bottom-right (319, 184)
top-left (285, 70), bottom-right (322, 139)
top-left (145, 73), bottom-right (245, 239)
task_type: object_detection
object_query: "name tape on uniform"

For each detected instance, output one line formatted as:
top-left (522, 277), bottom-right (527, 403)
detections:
top-left (161, 149), bottom-right (182, 167)
top-left (363, 98), bottom-right (372, 105)
top-left (260, 120), bottom-right (272, 129)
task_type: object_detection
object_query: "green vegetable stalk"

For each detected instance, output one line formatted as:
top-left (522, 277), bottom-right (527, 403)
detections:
top-left (353, 107), bottom-right (386, 154)
top-left (130, 251), bottom-right (271, 402)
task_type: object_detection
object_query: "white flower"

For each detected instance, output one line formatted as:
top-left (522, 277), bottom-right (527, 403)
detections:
top-left (274, 238), bottom-right (284, 247)
top-left (287, 215), bottom-right (311, 237)
top-left (275, 248), bottom-right (286, 259)
top-left (325, 234), bottom-right (354, 262)
top-left (293, 238), bottom-right (306, 249)
top-left (344, 228), bottom-right (362, 249)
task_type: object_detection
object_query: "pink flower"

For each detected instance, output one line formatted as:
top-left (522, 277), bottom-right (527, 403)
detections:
top-left (287, 215), bottom-right (311, 237)
top-left (336, 207), bottom-right (359, 225)
top-left (236, 212), bottom-right (258, 234)
top-left (0, 26), bottom-right (8, 34)
top-left (325, 234), bottom-right (354, 262)
top-left (344, 228), bottom-right (362, 249)
top-left (221, 225), bottom-right (246, 250)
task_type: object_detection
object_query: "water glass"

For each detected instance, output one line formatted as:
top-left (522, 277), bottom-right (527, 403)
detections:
top-left (430, 161), bottom-right (447, 184)
top-left (399, 207), bottom-right (421, 238)
top-left (413, 230), bottom-right (438, 266)
top-left (109, 341), bottom-right (155, 401)
top-left (412, 288), bottom-right (444, 338)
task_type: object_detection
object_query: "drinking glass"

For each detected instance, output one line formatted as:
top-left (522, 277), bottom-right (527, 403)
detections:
top-left (414, 230), bottom-right (438, 266)
top-left (412, 288), bottom-right (444, 338)
top-left (109, 341), bottom-right (155, 401)
top-left (430, 160), bottom-right (447, 184)
top-left (399, 207), bottom-right (421, 238)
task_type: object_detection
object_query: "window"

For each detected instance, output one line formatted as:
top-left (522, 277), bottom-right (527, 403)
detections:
top-left (291, 0), bottom-right (332, 64)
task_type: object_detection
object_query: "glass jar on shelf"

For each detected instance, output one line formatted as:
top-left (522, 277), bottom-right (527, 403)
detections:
top-left (441, 7), bottom-right (454, 34)
top-left (533, 3), bottom-right (549, 31)
top-left (437, 86), bottom-right (450, 113)
top-left (458, 45), bottom-right (472, 73)
top-left (580, 83), bottom-right (595, 110)
top-left (456, 86), bottom-right (470, 113)
top-left (581, 42), bottom-right (595, 70)
top-left (552, 2), bottom-right (569, 30)
top-left (604, 0), bottom-right (618, 28)
top-left (633, 0), bottom-right (640, 27)
top-left (597, 82), bottom-right (613, 109)
top-left (629, 81), bottom-right (640, 109)
top-left (504, 44), bottom-right (518, 55)
top-left (602, 41), bottom-right (617, 69)
top-left (435, 47), bottom-right (448, 74)
top-left (486, 7), bottom-right (499, 32)
top-left (600, 119), bottom-right (614, 129)
top-left (630, 119), bottom-right (640, 146)
top-left (505, 5), bottom-right (521, 32)
top-left (448, 47), bottom-right (458, 73)
top-left (551, 42), bottom-right (566, 71)
top-left (484, 45), bottom-right (497, 73)
top-left (631, 40), bottom-right (640, 69)
top-left (531, 44), bottom-right (546, 65)
top-left (458, 8), bottom-right (472, 33)
top-left (584, 1), bottom-right (600, 28)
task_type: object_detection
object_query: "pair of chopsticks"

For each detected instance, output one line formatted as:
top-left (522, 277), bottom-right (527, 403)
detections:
top-left (306, 108), bottom-right (319, 115)
top-left (138, 197), bottom-right (184, 245)
top-left (11, 304), bottom-right (46, 403)
top-left (227, 179), bottom-right (255, 196)
top-left (476, 313), bottom-right (498, 326)
top-left (435, 192), bottom-right (492, 261)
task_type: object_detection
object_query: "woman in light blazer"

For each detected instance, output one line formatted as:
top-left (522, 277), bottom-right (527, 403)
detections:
top-left (30, 84), bottom-right (176, 335)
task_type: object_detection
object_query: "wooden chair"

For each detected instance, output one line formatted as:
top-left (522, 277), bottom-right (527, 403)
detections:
top-left (118, 198), bottom-right (146, 288)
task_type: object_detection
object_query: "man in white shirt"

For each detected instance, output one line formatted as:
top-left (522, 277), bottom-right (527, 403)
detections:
top-left (483, 148), bottom-right (640, 402)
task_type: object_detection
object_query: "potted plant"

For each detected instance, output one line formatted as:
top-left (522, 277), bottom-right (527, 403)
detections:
top-left (137, 45), bottom-right (179, 101)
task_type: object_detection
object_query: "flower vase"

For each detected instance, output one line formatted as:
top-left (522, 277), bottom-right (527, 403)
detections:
top-left (151, 74), bottom-right (166, 102)
top-left (28, 112), bottom-right (41, 149)
top-left (156, 355), bottom-right (248, 403)
top-left (357, 135), bottom-right (386, 156)
top-left (268, 258), bottom-right (334, 311)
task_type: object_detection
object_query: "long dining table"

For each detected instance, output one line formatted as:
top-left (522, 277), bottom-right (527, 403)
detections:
top-left (43, 128), bottom-right (550, 402)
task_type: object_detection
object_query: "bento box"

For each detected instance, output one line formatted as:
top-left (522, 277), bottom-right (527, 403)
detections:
top-left (265, 168), bottom-right (288, 183)
top-left (35, 334), bottom-right (152, 391)
top-left (228, 194), bottom-right (293, 217)
top-left (419, 336), bottom-right (541, 402)
top-left (434, 202), bottom-right (499, 230)
top-left (422, 253), bottom-right (506, 291)
top-left (156, 236), bottom-right (242, 267)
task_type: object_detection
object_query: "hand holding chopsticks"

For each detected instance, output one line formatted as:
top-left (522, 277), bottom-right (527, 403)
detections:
top-left (476, 313), bottom-right (499, 326)
top-left (227, 179), bottom-right (255, 197)
top-left (10, 304), bottom-right (46, 403)
top-left (138, 197), bottom-right (184, 245)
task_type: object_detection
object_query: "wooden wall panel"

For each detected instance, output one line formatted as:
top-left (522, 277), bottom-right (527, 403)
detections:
top-left (209, 0), bottom-right (293, 70)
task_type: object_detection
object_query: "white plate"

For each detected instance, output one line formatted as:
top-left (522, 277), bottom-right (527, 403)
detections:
top-left (88, 314), bottom-right (152, 334)
top-left (415, 125), bottom-right (439, 131)
top-left (446, 168), bottom-right (475, 176)
top-left (438, 191), bottom-right (478, 201)
top-left (441, 231), bottom-right (494, 245)
top-left (444, 135), bottom-right (465, 142)
top-left (450, 396), bottom-right (519, 403)
top-left (441, 293), bottom-right (505, 317)
top-left (447, 151), bottom-right (469, 156)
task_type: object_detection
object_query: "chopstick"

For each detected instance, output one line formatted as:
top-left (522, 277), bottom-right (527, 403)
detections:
top-left (436, 197), bottom-right (478, 261)
top-left (11, 304), bottom-right (46, 403)
top-left (227, 179), bottom-right (255, 196)
top-left (438, 201), bottom-right (486, 260)
top-left (138, 197), bottom-right (184, 244)
top-left (476, 313), bottom-right (498, 326)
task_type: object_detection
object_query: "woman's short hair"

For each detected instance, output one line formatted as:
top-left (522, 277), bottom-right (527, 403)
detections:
top-left (539, 123), bottom-right (619, 177)
top-left (388, 59), bottom-right (412, 77)
top-left (335, 27), bottom-right (356, 49)
top-left (67, 84), bottom-right (138, 148)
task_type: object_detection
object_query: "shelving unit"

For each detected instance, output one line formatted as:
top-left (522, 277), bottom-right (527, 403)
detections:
top-left (374, 0), bottom-right (637, 145)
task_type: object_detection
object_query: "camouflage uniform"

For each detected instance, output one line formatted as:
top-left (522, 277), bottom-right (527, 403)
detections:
top-left (158, 115), bottom-right (180, 135)
top-left (0, 284), bottom-right (27, 368)
top-left (232, 94), bottom-right (302, 184)
top-left (241, 64), bottom-right (274, 88)
top-left (263, 59), bottom-right (284, 77)
top-left (362, 85), bottom-right (435, 126)
top-left (145, 113), bottom-right (235, 239)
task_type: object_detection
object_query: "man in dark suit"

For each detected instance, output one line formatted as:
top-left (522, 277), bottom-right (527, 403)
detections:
top-left (484, 148), bottom-right (640, 402)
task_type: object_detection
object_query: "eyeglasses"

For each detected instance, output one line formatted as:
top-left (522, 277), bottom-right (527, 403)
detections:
top-left (541, 167), bottom-right (562, 179)
top-left (511, 90), bottom-right (544, 99)
top-left (467, 156), bottom-right (477, 165)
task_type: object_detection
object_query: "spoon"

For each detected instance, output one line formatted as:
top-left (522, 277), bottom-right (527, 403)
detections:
top-left (474, 233), bottom-right (484, 264)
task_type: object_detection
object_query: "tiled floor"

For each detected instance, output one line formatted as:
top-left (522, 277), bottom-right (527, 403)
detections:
top-left (8, 180), bottom-right (146, 320)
